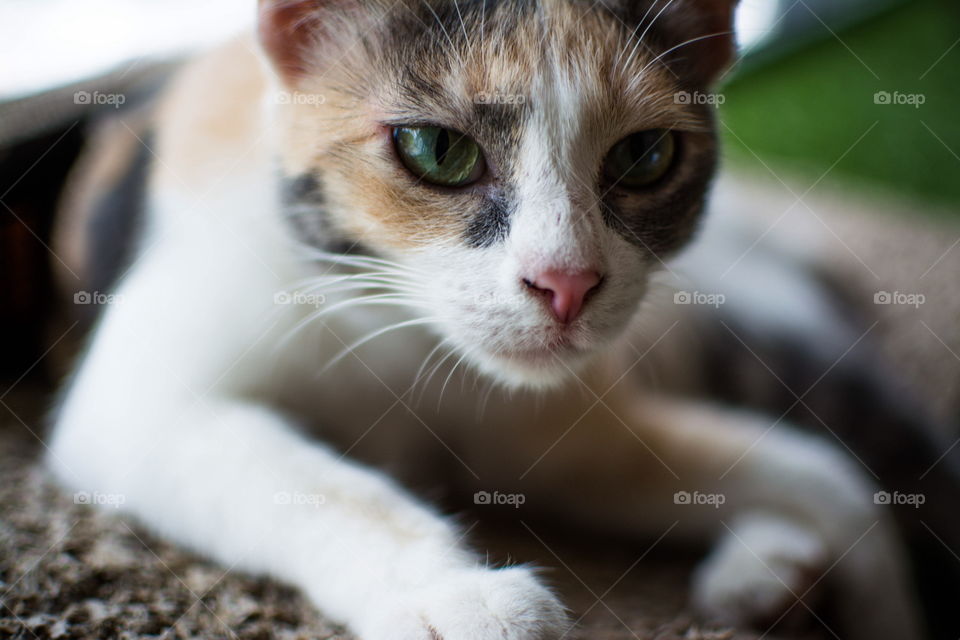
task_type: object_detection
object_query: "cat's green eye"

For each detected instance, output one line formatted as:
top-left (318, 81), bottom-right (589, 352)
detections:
top-left (393, 126), bottom-right (486, 188)
top-left (604, 129), bottom-right (676, 189)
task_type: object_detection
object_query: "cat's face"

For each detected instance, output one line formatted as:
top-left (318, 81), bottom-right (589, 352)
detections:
top-left (261, 0), bottom-right (737, 387)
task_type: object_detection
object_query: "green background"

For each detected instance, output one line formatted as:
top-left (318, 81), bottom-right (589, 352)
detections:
top-left (719, 0), bottom-right (960, 213)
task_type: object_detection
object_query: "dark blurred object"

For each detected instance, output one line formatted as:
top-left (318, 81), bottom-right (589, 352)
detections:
top-left (0, 125), bottom-right (84, 383)
top-left (0, 65), bottom-right (173, 384)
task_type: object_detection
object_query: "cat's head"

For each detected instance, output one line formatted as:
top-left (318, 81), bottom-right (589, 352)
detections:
top-left (259, 0), bottom-right (738, 387)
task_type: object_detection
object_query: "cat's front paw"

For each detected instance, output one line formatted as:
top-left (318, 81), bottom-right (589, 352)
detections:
top-left (691, 515), bottom-right (826, 628)
top-left (360, 566), bottom-right (568, 640)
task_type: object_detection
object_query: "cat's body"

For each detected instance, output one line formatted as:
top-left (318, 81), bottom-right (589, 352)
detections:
top-left (47, 2), bottom-right (957, 639)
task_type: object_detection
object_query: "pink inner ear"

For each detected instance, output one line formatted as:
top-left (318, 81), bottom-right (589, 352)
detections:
top-left (258, 0), bottom-right (323, 83)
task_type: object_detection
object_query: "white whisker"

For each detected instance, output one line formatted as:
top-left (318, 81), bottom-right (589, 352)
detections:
top-left (275, 293), bottom-right (426, 353)
top-left (638, 31), bottom-right (733, 76)
top-left (438, 347), bottom-right (472, 411)
top-left (417, 0), bottom-right (466, 67)
top-left (623, 0), bottom-right (680, 71)
top-left (318, 316), bottom-right (439, 377)
top-left (417, 341), bottom-right (460, 406)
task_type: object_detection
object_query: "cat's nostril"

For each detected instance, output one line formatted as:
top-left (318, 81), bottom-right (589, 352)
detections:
top-left (523, 269), bottom-right (603, 324)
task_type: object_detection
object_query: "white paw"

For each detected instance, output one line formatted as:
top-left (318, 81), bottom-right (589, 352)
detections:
top-left (692, 515), bottom-right (827, 627)
top-left (359, 566), bottom-right (568, 640)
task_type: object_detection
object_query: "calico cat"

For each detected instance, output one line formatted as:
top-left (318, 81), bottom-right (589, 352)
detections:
top-left (48, 1), bottom-right (954, 639)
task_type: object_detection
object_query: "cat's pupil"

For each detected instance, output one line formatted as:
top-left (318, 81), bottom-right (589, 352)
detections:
top-left (435, 130), bottom-right (450, 166)
top-left (633, 136), bottom-right (657, 163)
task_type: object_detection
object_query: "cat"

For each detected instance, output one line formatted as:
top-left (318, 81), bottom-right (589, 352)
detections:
top-left (47, 1), bottom-right (954, 638)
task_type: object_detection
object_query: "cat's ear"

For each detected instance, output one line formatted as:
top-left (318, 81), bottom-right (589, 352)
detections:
top-left (258, 0), bottom-right (323, 83)
top-left (673, 0), bottom-right (740, 85)
top-left (258, 0), bottom-right (368, 84)
top-left (624, 0), bottom-right (740, 86)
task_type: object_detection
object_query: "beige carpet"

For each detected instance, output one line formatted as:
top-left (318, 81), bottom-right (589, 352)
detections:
top-left (0, 386), bottom-right (800, 640)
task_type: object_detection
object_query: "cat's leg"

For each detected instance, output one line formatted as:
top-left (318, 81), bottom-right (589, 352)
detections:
top-left (481, 389), bottom-right (923, 640)
top-left (47, 241), bottom-right (567, 640)
top-left (50, 392), bottom-right (567, 640)
top-left (690, 512), bottom-right (827, 627)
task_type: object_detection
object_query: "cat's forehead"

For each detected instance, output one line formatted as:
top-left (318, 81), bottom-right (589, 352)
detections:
top-left (365, 1), bottom-right (708, 135)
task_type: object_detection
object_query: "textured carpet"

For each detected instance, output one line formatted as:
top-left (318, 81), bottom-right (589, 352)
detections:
top-left (0, 388), bottom-right (789, 640)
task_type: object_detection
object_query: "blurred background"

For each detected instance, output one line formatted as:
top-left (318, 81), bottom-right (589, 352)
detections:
top-left (1, 4), bottom-right (959, 639)
top-left (726, 0), bottom-right (960, 212)
top-left (1, 0), bottom-right (958, 379)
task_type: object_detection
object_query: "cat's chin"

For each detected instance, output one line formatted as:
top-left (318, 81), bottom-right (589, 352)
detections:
top-left (469, 344), bottom-right (596, 390)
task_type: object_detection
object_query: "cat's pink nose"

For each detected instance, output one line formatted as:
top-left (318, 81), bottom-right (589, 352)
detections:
top-left (523, 269), bottom-right (603, 324)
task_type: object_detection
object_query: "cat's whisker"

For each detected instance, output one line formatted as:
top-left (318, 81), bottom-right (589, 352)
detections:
top-left (622, 0), bottom-right (680, 71)
top-left (451, 1), bottom-right (472, 58)
top-left (416, 342), bottom-right (460, 406)
top-left (410, 338), bottom-right (462, 406)
top-left (416, 0), bottom-right (466, 68)
top-left (318, 316), bottom-right (440, 377)
top-left (309, 294), bottom-right (428, 323)
top-left (411, 339), bottom-right (450, 395)
top-left (438, 346), bottom-right (474, 412)
top-left (638, 31), bottom-right (734, 77)
top-left (477, 376), bottom-right (500, 421)
top-left (615, 0), bottom-right (660, 65)
top-left (304, 284), bottom-right (420, 301)
top-left (304, 248), bottom-right (424, 275)
top-left (283, 271), bottom-right (414, 295)
top-left (275, 294), bottom-right (428, 354)
top-left (298, 276), bottom-right (423, 296)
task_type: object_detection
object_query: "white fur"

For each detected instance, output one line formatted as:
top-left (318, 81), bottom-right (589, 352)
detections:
top-left (47, 31), bottom-right (923, 640)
